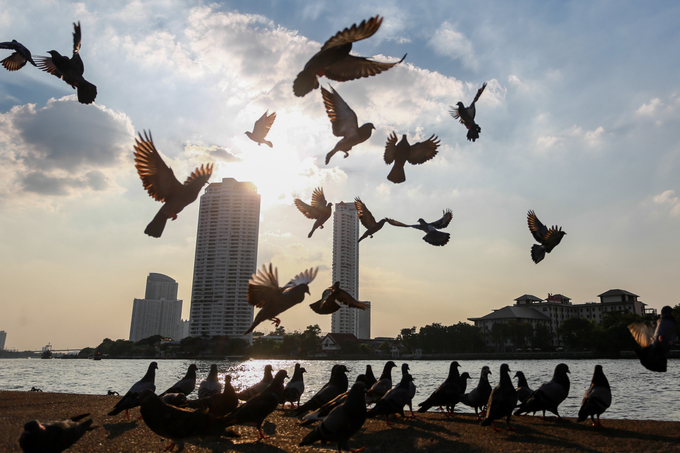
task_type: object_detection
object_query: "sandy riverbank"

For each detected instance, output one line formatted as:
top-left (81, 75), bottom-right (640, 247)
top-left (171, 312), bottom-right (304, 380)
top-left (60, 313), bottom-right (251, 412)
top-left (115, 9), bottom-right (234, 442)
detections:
top-left (2, 391), bottom-right (679, 452)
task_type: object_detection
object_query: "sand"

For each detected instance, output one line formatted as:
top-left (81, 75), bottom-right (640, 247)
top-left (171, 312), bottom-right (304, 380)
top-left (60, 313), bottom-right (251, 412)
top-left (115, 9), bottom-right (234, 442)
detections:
top-left (2, 390), bottom-right (679, 452)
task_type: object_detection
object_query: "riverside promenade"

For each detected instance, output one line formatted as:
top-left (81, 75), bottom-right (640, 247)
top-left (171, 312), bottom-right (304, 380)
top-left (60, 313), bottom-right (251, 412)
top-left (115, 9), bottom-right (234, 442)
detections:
top-left (2, 391), bottom-right (679, 452)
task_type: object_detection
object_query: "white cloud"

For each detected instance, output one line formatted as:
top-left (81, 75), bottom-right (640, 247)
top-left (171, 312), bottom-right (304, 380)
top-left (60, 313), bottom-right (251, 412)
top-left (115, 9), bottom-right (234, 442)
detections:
top-left (636, 98), bottom-right (662, 116)
top-left (653, 190), bottom-right (680, 216)
top-left (428, 22), bottom-right (477, 70)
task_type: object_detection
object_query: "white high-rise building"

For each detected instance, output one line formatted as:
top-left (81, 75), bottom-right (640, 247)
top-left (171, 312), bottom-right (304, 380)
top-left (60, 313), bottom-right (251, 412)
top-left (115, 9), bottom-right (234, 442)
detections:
top-left (188, 178), bottom-right (260, 340)
top-left (0, 330), bottom-right (6, 350)
top-left (129, 273), bottom-right (184, 342)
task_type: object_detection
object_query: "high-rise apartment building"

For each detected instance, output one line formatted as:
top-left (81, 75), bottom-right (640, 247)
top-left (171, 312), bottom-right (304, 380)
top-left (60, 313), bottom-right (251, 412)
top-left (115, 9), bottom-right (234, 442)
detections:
top-left (129, 273), bottom-right (183, 342)
top-left (330, 201), bottom-right (370, 339)
top-left (0, 330), bottom-right (6, 350)
top-left (188, 178), bottom-right (260, 340)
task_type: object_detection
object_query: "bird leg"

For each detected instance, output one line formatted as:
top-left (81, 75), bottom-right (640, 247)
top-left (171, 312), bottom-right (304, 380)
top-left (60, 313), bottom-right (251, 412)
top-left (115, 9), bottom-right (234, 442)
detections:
top-left (384, 415), bottom-right (395, 426)
top-left (491, 422), bottom-right (502, 432)
top-left (349, 448), bottom-right (367, 453)
top-left (343, 152), bottom-right (349, 158)
top-left (256, 427), bottom-right (269, 439)
top-left (270, 318), bottom-right (281, 327)
top-left (163, 442), bottom-right (176, 452)
top-left (405, 409), bottom-right (417, 419)
top-left (506, 418), bottom-right (516, 431)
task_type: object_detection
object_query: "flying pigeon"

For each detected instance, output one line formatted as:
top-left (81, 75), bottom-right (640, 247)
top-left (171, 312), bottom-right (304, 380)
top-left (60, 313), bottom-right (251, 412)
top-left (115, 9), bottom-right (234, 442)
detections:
top-left (35, 22), bottom-right (97, 104)
top-left (293, 15), bottom-right (405, 97)
top-left (299, 382), bottom-right (367, 452)
top-left (461, 365), bottom-right (492, 419)
top-left (198, 364), bottom-right (222, 399)
top-left (367, 371), bottom-right (414, 425)
top-left (295, 364), bottom-right (349, 416)
top-left (300, 374), bottom-right (366, 425)
top-left (354, 197), bottom-right (393, 242)
top-left (365, 360), bottom-right (397, 405)
top-left (0, 40), bottom-right (36, 71)
top-left (384, 132), bottom-right (440, 184)
top-left (186, 375), bottom-right (239, 417)
top-left (284, 363), bottom-right (306, 408)
top-left (294, 187), bottom-right (333, 238)
top-left (19, 413), bottom-right (95, 453)
top-left (245, 264), bottom-right (318, 334)
top-left (108, 361), bottom-right (158, 419)
top-left (321, 85), bottom-right (375, 165)
top-left (388, 209), bottom-right (453, 246)
top-left (480, 363), bottom-right (518, 431)
top-left (160, 364), bottom-right (198, 397)
top-left (514, 371), bottom-right (533, 405)
top-left (527, 210), bottom-right (566, 264)
top-left (245, 110), bottom-right (276, 147)
top-left (514, 363), bottom-right (570, 420)
top-left (237, 364), bottom-right (274, 401)
top-left (309, 281), bottom-right (368, 315)
top-left (629, 305), bottom-right (678, 372)
top-left (133, 131), bottom-right (213, 238)
top-left (577, 365), bottom-right (612, 427)
top-left (450, 82), bottom-right (486, 142)
top-left (139, 390), bottom-right (239, 452)
top-left (224, 370), bottom-right (288, 439)
top-left (417, 361), bottom-right (462, 414)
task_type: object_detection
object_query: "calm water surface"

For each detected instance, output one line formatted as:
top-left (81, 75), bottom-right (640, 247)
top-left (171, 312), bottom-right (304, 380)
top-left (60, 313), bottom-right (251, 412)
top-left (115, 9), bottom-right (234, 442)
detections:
top-left (1, 358), bottom-right (678, 421)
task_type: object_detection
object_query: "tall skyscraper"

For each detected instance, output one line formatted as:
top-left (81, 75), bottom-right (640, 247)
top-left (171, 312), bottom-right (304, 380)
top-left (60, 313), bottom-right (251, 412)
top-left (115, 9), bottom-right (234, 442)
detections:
top-left (188, 178), bottom-right (260, 340)
top-left (0, 330), bottom-right (6, 350)
top-left (129, 273), bottom-right (183, 342)
top-left (331, 201), bottom-right (370, 338)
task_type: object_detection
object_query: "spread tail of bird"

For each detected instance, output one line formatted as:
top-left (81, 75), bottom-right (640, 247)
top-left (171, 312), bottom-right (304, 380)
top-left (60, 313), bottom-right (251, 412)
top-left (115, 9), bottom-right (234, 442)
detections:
top-left (77, 80), bottom-right (97, 104)
top-left (387, 165), bottom-right (406, 184)
top-left (531, 244), bottom-right (545, 263)
top-left (635, 345), bottom-right (668, 372)
top-left (263, 140), bottom-right (273, 148)
top-left (293, 69), bottom-right (319, 97)
top-left (466, 124), bottom-right (481, 142)
top-left (145, 212), bottom-right (167, 238)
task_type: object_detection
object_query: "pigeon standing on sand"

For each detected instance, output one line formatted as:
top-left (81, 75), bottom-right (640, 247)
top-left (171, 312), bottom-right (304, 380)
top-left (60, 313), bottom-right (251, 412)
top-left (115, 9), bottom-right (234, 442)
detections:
top-left (198, 365), bottom-right (222, 399)
top-left (186, 375), bottom-right (239, 417)
top-left (300, 374), bottom-right (366, 425)
top-left (237, 365), bottom-right (274, 401)
top-left (321, 85), bottom-right (375, 165)
top-left (284, 363), bottom-right (306, 408)
top-left (309, 281), bottom-right (368, 315)
top-left (293, 15), bottom-right (404, 97)
top-left (108, 362), bottom-right (158, 419)
top-left (629, 305), bottom-right (678, 372)
top-left (514, 363), bottom-right (570, 420)
top-left (402, 363), bottom-right (417, 417)
top-left (133, 131), bottom-right (213, 238)
top-left (20, 414), bottom-right (95, 453)
top-left (365, 360), bottom-right (397, 405)
top-left (295, 365), bottom-right (349, 416)
top-left (577, 365), bottom-right (612, 427)
top-left (417, 361), bottom-right (462, 414)
top-left (514, 371), bottom-right (533, 405)
top-left (384, 132), bottom-right (440, 184)
top-left (161, 364), bottom-right (198, 397)
top-left (461, 366), bottom-right (492, 419)
top-left (0, 40), bottom-right (36, 71)
top-left (35, 22), bottom-right (97, 104)
top-left (294, 187), bottom-right (333, 238)
top-left (367, 372), bottom-right (415, 425)
top-left (354, 197), bottom-right (393, 242)
top-left (450, 82), bottom-right (486, 142)
top-left (245, 111), bottom-right (276, 147)
top-left (480, 364), bottom-right (518, 431)
top-left (388, 209), bottom-right (453, 246)
top-left (527, 210), bottom-right (566, 264)
top-left (244, 264), bottom-right (318, 334)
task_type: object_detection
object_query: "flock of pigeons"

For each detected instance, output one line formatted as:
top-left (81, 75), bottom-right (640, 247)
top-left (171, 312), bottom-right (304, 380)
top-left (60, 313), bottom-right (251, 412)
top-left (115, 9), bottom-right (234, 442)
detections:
top-left (19, 360), bottom-right (614, 452)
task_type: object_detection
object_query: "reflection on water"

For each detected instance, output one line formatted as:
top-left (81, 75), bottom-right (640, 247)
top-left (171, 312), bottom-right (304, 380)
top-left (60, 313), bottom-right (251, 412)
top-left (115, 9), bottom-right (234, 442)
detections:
top-left (1, 358), bottom-right (678, 421)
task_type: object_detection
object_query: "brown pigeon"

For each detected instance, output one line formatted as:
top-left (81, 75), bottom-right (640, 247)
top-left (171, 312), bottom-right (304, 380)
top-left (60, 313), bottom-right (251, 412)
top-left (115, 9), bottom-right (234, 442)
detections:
top-left (35, 22), bottom-right (97, 104)
top-left (134, 131), bottom-right (213, 238)
top-left (354, 197), bottom-right (392, 242)
top-left (20, 414), bottom-right (95, 453)
top-left (294, 187), bottom-right (333, 238)
top-left (245, 110), bottom-right (276, 147)
top-left (244, 264), bottom-right (318, 334)
top-left (309, 281), bottom-right (368, 315)
top-left (450, 82), bottom-right (486, 142)
top-left (0, 40), bottom-right (36, 71)
top-left (388, 209), bottom-right (453, 246)
top-left (384, 132), bottom-right (440, 183)
top-left (527, 210), bottom-right (566, 263)
top-left (293, 15), bottom-right (405, 97)
top-left (321, 85), bottom-right (374, 164)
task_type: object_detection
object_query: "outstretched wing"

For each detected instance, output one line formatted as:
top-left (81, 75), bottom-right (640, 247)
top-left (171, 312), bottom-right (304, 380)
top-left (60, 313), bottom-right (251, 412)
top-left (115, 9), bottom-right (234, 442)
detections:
top-left (335, 288), bottom-right (368, 310)
top-left (311, 187), bottom-right (328, 210)
top-left (183, 163), bottom-right (213, 188)
top-left (133, 131), bottom-right (183, 202)
top-left (407, 135), bottom-right (440, 165)
top-left (247, 264), bottom-right (282, 308)
top-left (253, 111), bottom-right (276, 138)
top-left (628, 321), bottom-right (656, 348)
top-left (321, 86), bottom-right (358, 137)
top-left (284, 267), bottom-right (319, 289)
top-left (386, 218), bottom-right (412, 228)
top-left (527, 210), bottom-right (549, 242)
top-left (354, 197), bottom-right (377, 229)
top-left (383, 132), bottom-right (398, 165)
top-left (430, 209), bottom-right (453, 229)
top-left (472, 82), bottom-right (487, 105)
top-left (72, 22), bottom-right (82, 54)
top-left (321, 16), bottom-right (383, 51)
top-left (323, 54), bottom-right (405, 82)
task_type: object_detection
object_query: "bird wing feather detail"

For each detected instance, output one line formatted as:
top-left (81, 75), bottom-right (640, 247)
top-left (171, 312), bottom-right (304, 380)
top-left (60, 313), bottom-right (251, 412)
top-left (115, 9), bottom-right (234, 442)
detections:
top-left (248, 264), bottom-right (282, 308)
top-left (133, 131), bottom-right (183, 202)
top-left (430, 209), bottom-right (453, 229)
top-left (323, 55), bottom-right (404, 82)
top-left (407, 135), bottom-right (440, 165)
top-left (253, 111), bottom-right (276, 138)
top-left (284, 267), bottom-right (319, 288)
top-left (321, 86), bottom-right (358, 137)
top-left (354, 197), bottom-right (377, 228)
top-left (383, 132), bottom-right (398, 164)
top-left (320, 16), bottom-right (383, 51)
top-left (628, 321), bottom-right (656, 348)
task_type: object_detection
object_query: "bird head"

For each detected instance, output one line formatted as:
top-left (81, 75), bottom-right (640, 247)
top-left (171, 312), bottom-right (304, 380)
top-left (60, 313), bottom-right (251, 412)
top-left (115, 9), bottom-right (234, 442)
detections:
top-left (23, 420), bottom-right (44, 433)
top-left (456, 101), bottom-right (465, 108)
top-left (47, 50), bottom-right (60, 58)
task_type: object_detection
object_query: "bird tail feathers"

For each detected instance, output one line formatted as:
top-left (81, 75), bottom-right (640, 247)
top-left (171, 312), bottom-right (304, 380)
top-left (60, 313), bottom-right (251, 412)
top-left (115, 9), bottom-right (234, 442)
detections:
top-left (263, 140), bottom-right (273, 148)
top-left (77, 80), bottom-right (97, 104)
top-left (466, 124), bottom-right (481, 142)
top-left (531, 244), bottom-right (545, 263)
top-left (145, 212), bottom-right (167, 238)
top-left (387, 165), bottom-right (406, 184)
top-left (293, 69), bottom-right (318, 98)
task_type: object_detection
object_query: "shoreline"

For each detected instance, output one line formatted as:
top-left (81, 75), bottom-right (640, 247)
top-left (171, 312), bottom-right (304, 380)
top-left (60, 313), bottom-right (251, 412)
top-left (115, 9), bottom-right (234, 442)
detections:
top-left (2, 391), bottom-right (680, 452)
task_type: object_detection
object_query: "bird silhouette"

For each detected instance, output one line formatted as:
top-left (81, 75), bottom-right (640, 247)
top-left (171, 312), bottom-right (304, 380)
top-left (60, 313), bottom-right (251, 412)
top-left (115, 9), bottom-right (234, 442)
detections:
top-left (514, 363), bottom-right (570, 420)
top-left (365, 361), bottom-right (397, 405)
top-left (237, 364), bottom-right (274, 401)
top-left (527, 210), bottom-right (566, 263)
top-left (35, 22), bottom-right (97, 104)
top-left (293, 15), bottom-right (404, 97)
top-left (186, 375), bottom-right (239, 417)
top-left (367, 372), bottom-right (414, 425)
top-left (133, 131), bottom-right (213, 238)
top-left (321, 85), bottom-right (375, 164)
top-left (108, 362), bottom-right (158, 419)
top-left (577, 365), bottom-right (612, 427)
top-left (245, 264), bottom-right (318, 334)
top-left (514, 371), bottom-right (533, 405)
top-left (295, 365), bottom-right (349, 417)
top-left (384, 132), bottom-right (439, 183)
top-left (198, 364), bottom-right (222, 399)
top-left (160, 364), bottom-right (197, 397)
top-left (417, 361), bottom-right (462, 414)
top-left (284, 363), bottom-right (306, 408)
top-left (480, 363), bottom-right (518, 431)
top-left (20, 413), bottom-right (95, 453)
top-left (628, 305), bottom-right (678, 372)
top-left (0, 40), bottom-right (36, 71)
top-left (450, 82), bottom-right (486, 142)
top-left (461, 366), bottom-right (492, 419)
top-left (294, 187), bottom-right (333, 238)
top-left (354, 197), bottom-right (392, 242)
top-left (388, 209), bottom-right (453, 246)
top-left (309, 281), bottom-right (368, 315)
top-left (245, 110), bottom-right (276, 147)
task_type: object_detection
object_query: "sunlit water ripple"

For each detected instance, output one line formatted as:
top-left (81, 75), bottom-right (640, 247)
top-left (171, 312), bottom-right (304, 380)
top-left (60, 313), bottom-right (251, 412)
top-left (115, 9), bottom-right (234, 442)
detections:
top-left (1, 358), bottom-right (678, 421)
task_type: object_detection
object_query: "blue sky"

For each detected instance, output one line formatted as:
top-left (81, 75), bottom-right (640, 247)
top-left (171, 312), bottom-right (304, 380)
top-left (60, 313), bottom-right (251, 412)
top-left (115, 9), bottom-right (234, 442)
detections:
top-left (1, 0), bottom-right (680, 350)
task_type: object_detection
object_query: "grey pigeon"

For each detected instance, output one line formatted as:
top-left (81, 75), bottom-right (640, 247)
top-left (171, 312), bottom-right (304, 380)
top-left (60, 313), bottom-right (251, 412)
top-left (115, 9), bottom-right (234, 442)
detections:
top-left (300, 374), bottom-right (366, 425)
top-left (245, 264), bottom-right (318, 334)
top-left (0, 40), bottom-right (36, 71)
top-left (514, 363), bottom-right (570, 420)
top-left (284, 363), bottom-right (306, 408)
top-left (161, 364), bottom-right (197, 396)
top-left (417, 361), bottom-right (462, 414)
top-left (293, 15), bottom-right (404, 97)
top-left (384, 132), bottom-right (439, 184)
top-left (299, 382), bottom-right (367, 452)
top-left (245, 110), bottom-right (276, 147)
top-left (198, 364), bottom-right (222, 399)
top-left (367, 371), bottom-right (414, 425)
top-left (388, 209), bottom-right (453, 246)
top-left (461, 366), bottom-right (492, 418)
top-left (134, 131), bottom-right (213, 238)
top-left (354, 197), bottom-right (393, 242)
top-left (527, 210), bottom-right (566, 264)
top-left (629, 305), bottom-right (678, 372)
top-left (365, 360), bottom-right (397, 405)
top-left (294, 187), bottom-right (333, 238)
top-left (401, 363), bottom-right (417, 417)
top-left (295, 364), bottom-right (349, 416)
top-left (108, 362), bottom-right (158, 419)
top-left (35, 22), bottom-right (97, 104)
top-left (186, 375), bottom-right (238, 417)
top-left (577, 365), bottom-right (612, 427)
top-left (322, 85), bottom-right (375, 165)
top-left (514, 371), bottom-right (533, 405)
top-left (237, 364), bottom-right (274, 401)
top-left (309, 281), bottom-right (368, 315)
top-left (480, 363), bottom-right (518, 431)
top-left (20, 413), bottom-right (95, 453)
top-left (450, 82), bottom-right (486, 142)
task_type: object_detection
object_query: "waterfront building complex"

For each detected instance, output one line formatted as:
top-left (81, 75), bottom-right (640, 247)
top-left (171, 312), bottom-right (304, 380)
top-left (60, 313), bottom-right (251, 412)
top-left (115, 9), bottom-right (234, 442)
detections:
top-left (0, 330), bottom-right (6, 350)
top-left (129, 273), bottom-right (184, 342)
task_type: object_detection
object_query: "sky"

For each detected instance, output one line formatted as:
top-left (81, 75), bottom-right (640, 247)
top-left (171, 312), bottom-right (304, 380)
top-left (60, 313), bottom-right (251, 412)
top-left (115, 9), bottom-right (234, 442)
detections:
top-left (2, 0), bottom-right (680, 351)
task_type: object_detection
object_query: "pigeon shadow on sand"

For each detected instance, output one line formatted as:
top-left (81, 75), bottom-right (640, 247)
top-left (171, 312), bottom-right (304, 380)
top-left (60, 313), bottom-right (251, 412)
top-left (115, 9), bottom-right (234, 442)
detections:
top-left (102, 420), bottom-right (139, 440)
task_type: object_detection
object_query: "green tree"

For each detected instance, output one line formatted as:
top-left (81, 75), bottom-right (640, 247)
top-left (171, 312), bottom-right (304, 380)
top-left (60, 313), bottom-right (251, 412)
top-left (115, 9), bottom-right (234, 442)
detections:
top-left (532, 323), bottom-right (553, 350)
top-left (557, 317), bottom-right (594, 350)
